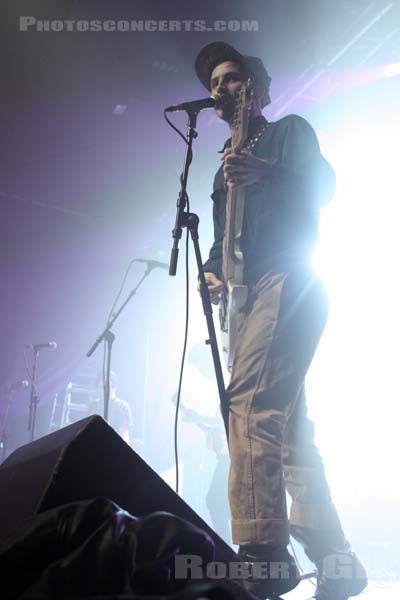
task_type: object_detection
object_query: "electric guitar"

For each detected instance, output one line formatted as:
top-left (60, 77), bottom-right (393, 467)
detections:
top-left (219, 80), bottom-right (253, 370)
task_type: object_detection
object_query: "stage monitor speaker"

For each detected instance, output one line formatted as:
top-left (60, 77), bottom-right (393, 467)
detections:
top-left (0, 415), bottom-right (235, 564)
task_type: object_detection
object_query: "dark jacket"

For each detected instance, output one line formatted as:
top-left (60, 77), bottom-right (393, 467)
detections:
top-left (202, 114), bottom-right (336, 284)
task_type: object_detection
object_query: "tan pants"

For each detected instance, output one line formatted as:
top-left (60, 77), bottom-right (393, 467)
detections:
top-left (228, 267), bottom-right (346, 547)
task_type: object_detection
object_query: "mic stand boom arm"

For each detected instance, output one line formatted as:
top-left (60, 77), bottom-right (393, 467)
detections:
top-left (167, 109), bottom-right (229, 440)
top-left (86, 267), bottom-right (152, 422)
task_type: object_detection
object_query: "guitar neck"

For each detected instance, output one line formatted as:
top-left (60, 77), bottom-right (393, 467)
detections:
top-left (222, 185), bottom-right (246, 285)
top-left (221, 81), bottom-right (252, 287)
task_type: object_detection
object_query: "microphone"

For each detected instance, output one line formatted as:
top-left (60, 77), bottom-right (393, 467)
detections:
top-left (164, 94), bottom-right (229, 113)
top-left (26, 341), bottom-right (58, 350)
top-left (136, 259), bottom-right (169, 271)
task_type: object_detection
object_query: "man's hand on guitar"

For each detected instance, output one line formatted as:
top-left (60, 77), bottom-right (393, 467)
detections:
top-left (222, 147), bottom-right (270, 189)
top-left (197, 272), bottom-right (224, 305)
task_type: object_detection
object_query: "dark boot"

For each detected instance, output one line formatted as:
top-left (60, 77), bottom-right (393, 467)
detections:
top-left (291, 525), bottom-right (367, 600)
top-left (312, 551), bottom-right (367, 600)
top-left (238, 544), bottom-right (300, 599)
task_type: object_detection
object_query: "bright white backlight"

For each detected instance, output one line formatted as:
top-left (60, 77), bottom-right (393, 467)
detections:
top-left (309, 108), bottom-right (400, 511)
top-left (383, 62), bottom-right (400, 77)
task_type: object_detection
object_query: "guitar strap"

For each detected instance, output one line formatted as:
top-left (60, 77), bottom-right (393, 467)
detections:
top-left (243, 120), bottom-right (270, 153)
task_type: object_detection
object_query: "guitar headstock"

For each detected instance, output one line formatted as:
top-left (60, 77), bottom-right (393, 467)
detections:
top-left (231, 79), bottom-right (253, 151)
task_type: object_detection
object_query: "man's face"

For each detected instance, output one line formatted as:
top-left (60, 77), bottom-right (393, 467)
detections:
top-left (210, 60), bottom-right (245, 122)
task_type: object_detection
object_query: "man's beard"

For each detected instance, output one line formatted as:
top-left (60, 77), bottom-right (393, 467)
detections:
top-left (216, 95), bottom-right (235, 123)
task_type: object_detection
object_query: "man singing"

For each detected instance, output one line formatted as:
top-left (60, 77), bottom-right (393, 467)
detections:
top-left (195, 41), bottom-right (367, 599)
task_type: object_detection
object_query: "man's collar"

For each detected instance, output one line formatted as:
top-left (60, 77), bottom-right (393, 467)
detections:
top-left (218, 115), bottom-right (268, 152)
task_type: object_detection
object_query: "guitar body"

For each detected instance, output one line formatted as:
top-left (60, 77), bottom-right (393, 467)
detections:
top-left (219, 81), bottom-right (252, 370)
top-left (220, 281), bottom-right (248, 370)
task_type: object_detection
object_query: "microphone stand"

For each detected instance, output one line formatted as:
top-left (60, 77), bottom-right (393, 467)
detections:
top-left (168, 109), bottom-right (229, 440)
top-left (28, 348), bottom-right (40, 443)
top-left (86, 267), bottom-right (152, 422)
